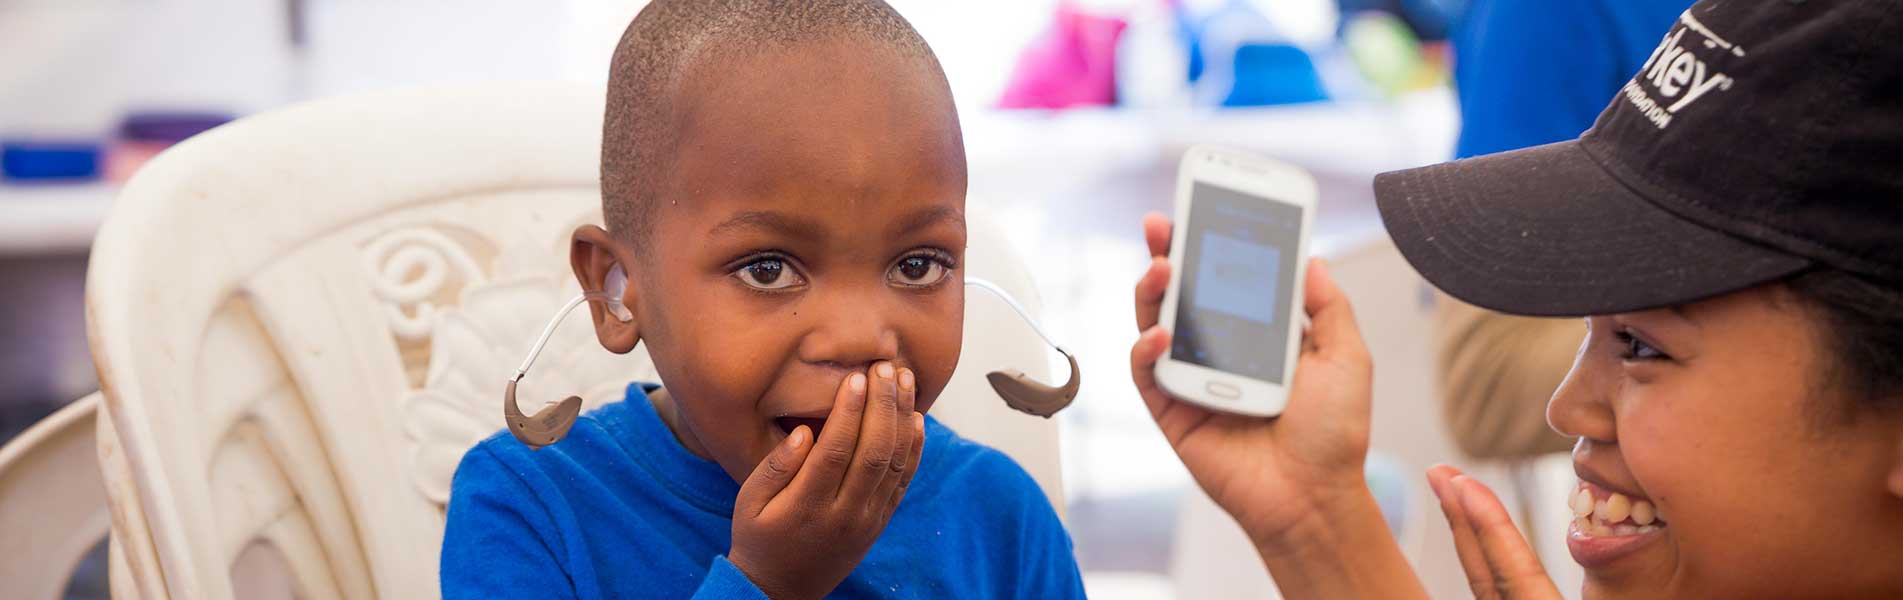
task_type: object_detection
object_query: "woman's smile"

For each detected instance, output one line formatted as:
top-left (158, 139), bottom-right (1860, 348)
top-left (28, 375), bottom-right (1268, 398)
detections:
top-left (1566, 478), bottom-right (1668, 569)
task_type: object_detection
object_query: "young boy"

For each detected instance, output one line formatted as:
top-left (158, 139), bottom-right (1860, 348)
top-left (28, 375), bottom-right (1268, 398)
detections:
top-left (439, 2), bottom-right (1085, 599)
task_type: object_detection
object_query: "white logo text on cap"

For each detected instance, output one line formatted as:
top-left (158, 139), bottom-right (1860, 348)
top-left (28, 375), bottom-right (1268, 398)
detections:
top-left (1622, 10), bottom-right (1745, 129)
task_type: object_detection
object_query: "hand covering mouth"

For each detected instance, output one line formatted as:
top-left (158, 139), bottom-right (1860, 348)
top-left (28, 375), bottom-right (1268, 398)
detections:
top-left (775, 416), bottom-right (828, 438)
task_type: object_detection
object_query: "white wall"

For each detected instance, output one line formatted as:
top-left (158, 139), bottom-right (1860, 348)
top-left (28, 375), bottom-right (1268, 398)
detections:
top-left (0, 0), bottom-right (295, 135)
top-left (0, 0), bottom-right (1066, 135)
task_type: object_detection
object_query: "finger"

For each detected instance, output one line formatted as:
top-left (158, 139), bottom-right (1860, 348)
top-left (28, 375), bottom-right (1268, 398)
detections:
top-left (1129, 325), bottom-right (1215, 445)
top-left (1453, 475), bottom-right (1565, 599)
top-left (1134, 256), bottom-right (1171, 331)
top-left (1302, 259), bottom-right (1371, 368)
top-left (1129, 325), bottom-right (1173, 421)
top-left (878, 368), bottom-right (919, 495)
top-left (841, 361), bottom-right (901, 503)
top-left (886, 412), bottom-right (926, 512)
top-left (736, 425), bottom-right (813, 518)
top-left (1142, 212), bottom-right (1173, 258)
top-left (788, 371), bottom-right (868, 500)
top-left (1429, 466), bottom-right (1498, 599)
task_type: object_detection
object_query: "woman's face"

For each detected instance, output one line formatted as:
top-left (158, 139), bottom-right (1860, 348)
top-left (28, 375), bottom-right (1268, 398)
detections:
top-left (1547, 285), bottom-right (1903, 598)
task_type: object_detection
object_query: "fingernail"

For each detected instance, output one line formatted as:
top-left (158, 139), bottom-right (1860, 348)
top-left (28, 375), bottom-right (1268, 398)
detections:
top-left (898, 368), bottom-right (915, 391)
top-left (849, 373), bottom-right (867, 393)
top-left (914, 412), bottom-right (926, 432)
top-left (876, 362), bottom-right (895, 379)
top-left (789, 426), bottom-right (808, 448)
top-left (1450, 475), bottom-right (1475, 504)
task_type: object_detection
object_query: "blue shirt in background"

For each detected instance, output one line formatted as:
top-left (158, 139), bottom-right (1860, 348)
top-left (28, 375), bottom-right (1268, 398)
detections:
top-left (1452, 0), bottom-right (1691, 158)
top-left (440, 383), bottom-right (1085, 599)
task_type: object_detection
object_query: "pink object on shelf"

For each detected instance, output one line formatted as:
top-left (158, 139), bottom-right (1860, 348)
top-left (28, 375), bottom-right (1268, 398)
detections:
top-left (106, 141), bottom-right (169, 183)
top-left (997, 4), bottom-right (1129, 109)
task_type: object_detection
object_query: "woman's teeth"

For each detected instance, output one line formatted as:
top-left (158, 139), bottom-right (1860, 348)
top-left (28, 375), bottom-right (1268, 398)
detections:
top-left (1601, 493), bottom-right (1630, 523)
top-left (1569, 486), bottom-right (1665, 536)
top-left (1630, 500), bottom-right (1656, 526)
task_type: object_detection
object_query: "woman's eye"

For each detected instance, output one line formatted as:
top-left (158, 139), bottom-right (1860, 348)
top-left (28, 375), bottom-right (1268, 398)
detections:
top-left (1615, 331), bottom-right (1668, 361)
top-left (733, 257), bottom-right (804, 290)
top-left (889, 254), bottom-right (952, 287)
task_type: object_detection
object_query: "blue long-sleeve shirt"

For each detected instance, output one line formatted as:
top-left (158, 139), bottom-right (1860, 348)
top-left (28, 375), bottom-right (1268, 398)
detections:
top-left (441, 383), bottom-right (1086, 599)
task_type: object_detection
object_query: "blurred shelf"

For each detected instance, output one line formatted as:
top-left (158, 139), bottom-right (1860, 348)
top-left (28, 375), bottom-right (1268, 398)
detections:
top-left (0, 92), bottom-right (1453, 258)
top-left (0, 183), bottom-right (117, 255)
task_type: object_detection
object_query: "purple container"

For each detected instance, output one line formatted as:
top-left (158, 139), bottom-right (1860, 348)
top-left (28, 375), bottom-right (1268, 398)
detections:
top-left (117, 111), bottom-right (236, 144)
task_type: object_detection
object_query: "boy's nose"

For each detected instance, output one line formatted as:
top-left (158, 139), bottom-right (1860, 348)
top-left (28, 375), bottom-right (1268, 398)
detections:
top-left (796, 300), bottom-right (901, 373)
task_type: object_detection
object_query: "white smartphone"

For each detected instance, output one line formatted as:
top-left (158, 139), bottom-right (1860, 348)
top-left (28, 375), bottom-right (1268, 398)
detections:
top-left (1155, 146), bottom-right (1317, 417)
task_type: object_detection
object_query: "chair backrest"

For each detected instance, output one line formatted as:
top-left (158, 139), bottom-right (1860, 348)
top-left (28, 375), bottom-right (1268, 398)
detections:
top-left (87, 82), bottom-right (1063, 600)
top-left (0, 393), bottom-right (110, 600)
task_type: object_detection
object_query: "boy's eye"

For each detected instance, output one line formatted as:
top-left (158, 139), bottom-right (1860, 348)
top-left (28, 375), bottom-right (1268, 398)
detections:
top-left (1614, 330), bottom-right (1669, 361)
top-left (733, 257), bottom-right (805, 290)
top-left (889, 252), bottom-right (954, 288)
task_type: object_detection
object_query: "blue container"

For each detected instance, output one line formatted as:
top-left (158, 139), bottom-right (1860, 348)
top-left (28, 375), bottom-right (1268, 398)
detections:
top-left (2, 141), bottom-right (103, 181)
top-left (1223, 44), bottom-right (1330, 107)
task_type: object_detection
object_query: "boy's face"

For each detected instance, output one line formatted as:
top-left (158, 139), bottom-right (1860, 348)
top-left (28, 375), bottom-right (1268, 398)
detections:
top-left (1548, 287), bottom-right (1903, 598)
top-left (579, 40), bottom-right (968, 483)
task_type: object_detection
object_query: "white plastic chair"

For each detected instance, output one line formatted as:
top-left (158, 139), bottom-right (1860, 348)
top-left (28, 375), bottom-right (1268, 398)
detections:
top-left (86, 82), bottom-right (1064, 600)
top-left (0, 393), bottom-right (111, 600)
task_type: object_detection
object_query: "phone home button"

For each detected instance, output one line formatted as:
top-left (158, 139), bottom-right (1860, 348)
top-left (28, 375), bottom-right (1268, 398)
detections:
top-left (1206, 381), bottom-right (1242, 399)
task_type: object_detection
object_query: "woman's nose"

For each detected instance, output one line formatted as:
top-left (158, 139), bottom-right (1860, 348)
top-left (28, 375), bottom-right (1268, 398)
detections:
top-left (1546, 325), bottom-right (1617, 442)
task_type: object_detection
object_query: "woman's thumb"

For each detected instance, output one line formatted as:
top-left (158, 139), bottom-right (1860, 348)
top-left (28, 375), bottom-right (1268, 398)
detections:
top-left (1302, 259), bottom-right (1368, 362)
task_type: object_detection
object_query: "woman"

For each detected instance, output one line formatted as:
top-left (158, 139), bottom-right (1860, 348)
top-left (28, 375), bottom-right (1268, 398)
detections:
top-left (1130, 1), bottom-right (1903, 597)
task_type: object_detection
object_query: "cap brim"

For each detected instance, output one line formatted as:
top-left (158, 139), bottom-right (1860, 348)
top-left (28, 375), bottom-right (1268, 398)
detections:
top-left (1375, 141), bottom-right (1811, 317)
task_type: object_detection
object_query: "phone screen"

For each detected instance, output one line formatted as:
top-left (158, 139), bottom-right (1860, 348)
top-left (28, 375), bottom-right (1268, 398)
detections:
top-left (1171, 181), bottom-right (1303, 384)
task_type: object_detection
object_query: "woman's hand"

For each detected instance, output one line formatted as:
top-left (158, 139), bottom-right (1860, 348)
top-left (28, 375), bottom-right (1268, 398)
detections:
top-left (1131, 213), bottom-right (1429, 598)
top-left (1129, 213), bottom-right (1375, 547)
top-left (1427, 465), bottom-right (1565, 600)
top-left (727, 362), bottom-right (925, 600)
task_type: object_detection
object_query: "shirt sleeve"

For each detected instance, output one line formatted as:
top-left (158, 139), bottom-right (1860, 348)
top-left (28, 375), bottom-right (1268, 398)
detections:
top-left (1020, 494), bottom-right (1088, 598)
top-left (440, 443), bottom-right (579, 600)
top-left (967, 449), bottom-right (1088, 599)
top-left (689, 556), bottom-right (771, 600)
top-left (1453, 0), bottom-right (1625, 157)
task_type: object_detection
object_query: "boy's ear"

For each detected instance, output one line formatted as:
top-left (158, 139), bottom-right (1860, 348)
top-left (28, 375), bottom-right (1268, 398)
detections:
top-left (570, 224), bottom-right (640, 354)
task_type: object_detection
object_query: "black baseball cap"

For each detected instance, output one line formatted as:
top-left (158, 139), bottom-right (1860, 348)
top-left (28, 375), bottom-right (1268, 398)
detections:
top-left (1374, 0), bottom-right (1903, 317)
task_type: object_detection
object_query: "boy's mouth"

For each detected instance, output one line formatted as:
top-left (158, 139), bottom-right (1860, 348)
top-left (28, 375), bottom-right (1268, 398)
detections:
top-left (774, 416), bottom-right (828, 438)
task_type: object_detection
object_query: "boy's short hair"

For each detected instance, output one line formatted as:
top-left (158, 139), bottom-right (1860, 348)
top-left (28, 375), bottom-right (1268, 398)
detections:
top-left (601, 0), bottom-right (944, 249)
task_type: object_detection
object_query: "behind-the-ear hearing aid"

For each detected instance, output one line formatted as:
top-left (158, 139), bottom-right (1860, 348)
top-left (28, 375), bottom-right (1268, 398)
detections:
top-left (963, 277), bottom-right (1080, 418)
top-left (503, 270), bottom-right (1080, 450)
top-left (504, 264), bottom-right (632, 449)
